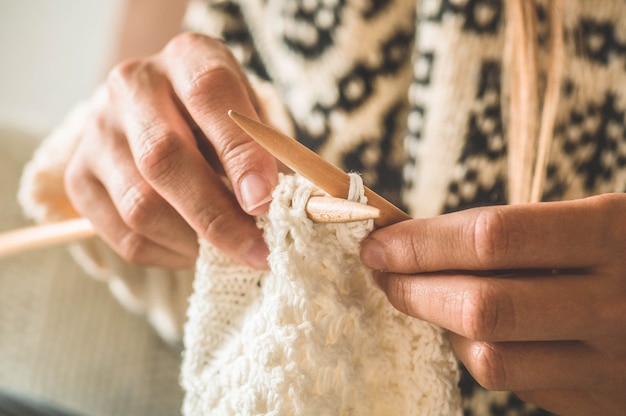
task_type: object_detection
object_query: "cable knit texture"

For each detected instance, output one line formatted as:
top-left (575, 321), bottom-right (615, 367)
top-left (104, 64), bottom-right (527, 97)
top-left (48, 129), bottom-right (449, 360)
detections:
top-left (181, 174), bottom-right (461, 415)
top-left (17, 0), bottom-right (626, 413)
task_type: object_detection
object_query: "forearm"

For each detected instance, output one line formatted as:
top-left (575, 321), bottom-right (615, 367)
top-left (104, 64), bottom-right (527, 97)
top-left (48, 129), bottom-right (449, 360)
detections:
top-left (107, 0), bottom-right (189, 69)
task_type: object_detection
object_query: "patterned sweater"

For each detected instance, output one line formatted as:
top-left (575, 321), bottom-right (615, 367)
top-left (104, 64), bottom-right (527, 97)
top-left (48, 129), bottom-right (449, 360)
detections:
top-left (184, 0), bottom-right (626, 216)
top-left (182, 1), bottom-right (626, 413)
top-left (18, 0), bottom-right (626, 414)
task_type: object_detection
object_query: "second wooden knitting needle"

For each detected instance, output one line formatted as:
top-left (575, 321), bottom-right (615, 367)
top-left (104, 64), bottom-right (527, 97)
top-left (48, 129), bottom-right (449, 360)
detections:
top-left (0, 218), bottom-right (95, 258)
top-left (228, 110), bottom-right (411, 227)
top-left (0, 197), bottom-right (380, 259)
top-left (306, 196), bottom-right (380, 223)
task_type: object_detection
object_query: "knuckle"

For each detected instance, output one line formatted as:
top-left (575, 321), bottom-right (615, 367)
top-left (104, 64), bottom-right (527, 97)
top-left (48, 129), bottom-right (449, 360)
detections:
top-left (592, 192), bottom-right (626, 209)
top-left (107, 59), bottom-right (150, 95)
top-left (197, 207), bottom-right (260, 262)
top-left (471, 209), bottom-right (509, 268)
top-left (466, 342), bottom-right (508, 390)
top-left (199, 209), bottom-right (233, 243)
top-left (406, 232), bottom-right (427, 272)
top-left (117, 231), bottom-right (150, 265)
top-left (164, 32), bottom-right (209, 55)
top-left (64, 159), bottom-right (86, 197)
top-left (162, 33), bottom-right (238, 102)
top-left (135, 128), bottom-right (183, 183)
top-left (391, 277), bottom-right (419, 316)
top-left (459, 282), bottom-right (505, 341)
top-left (118, 184), bottom-right (160, 232)
top-left (64, 158), bottom-right (97, 209)
top-left (183, 63), bottom-right (240, 104)
top-left (592, 193), bottom-right (626, 243)
top-left (218, 136), bottom-right (258, 171)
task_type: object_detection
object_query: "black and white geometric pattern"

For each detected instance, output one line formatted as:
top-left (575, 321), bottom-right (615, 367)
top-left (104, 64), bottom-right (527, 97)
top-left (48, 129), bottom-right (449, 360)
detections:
top-left (184, 0), bottom-right (626, 414)
top-left (280, 0), bottom-right (347, 57)
top-left (443, 60), bottom-right (507, 212)
top-left (195, 0), bottom-right (416, 204)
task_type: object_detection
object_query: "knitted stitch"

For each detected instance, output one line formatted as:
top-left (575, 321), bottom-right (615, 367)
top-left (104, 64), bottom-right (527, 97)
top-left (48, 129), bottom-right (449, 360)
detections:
top-left (181, 174), bottom-right (461, 415)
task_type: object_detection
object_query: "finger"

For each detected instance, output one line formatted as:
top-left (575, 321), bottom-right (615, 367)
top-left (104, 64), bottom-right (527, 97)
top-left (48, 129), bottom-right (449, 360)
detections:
top-left (374, 270), bottom-right (603, 342)
top-left (160, 33), bottom-right (278, 215)
top-left (361, 196), bottom-right (616, 273)
top-left (516, 389), bottom-right (624, 416)
top-left (449, 334), bottom-right (598, 392)
top-left (65, 162), bottom-right (195, 268)
top-left (83, 125), bottom-right (199, 259)
top-left (514, 390), bottom-right (585, 416)
top-left (106, 57), bottom-right (269, 268)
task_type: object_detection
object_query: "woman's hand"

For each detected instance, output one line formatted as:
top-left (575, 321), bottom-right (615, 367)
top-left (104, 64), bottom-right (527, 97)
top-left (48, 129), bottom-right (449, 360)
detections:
top-left (65, 33), bottom-right (278, 269)
top-left (360, 193), bottom-right (626, 415)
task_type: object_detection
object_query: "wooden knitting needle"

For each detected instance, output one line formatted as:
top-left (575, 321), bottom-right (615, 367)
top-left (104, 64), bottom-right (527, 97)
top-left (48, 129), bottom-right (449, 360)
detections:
top-left (228, 110), bottom-right (411, 227)
top-left (306, 196), bottom-right (380, 223)
top-left (0, 197), bottom-right (379, 258)
top-left (0, 217), bottom-right (96, 258)
top-left (1, 112), bottom-right (397, 259)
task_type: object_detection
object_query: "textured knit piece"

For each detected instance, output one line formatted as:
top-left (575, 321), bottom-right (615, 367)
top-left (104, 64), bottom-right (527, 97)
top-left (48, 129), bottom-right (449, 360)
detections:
top-left (181, 174), bottom-right (461, 415)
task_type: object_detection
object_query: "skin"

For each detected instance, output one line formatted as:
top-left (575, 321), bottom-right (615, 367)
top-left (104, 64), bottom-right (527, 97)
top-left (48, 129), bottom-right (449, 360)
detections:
top-left (65, 33), bottom-right (278, 269)
top-left (359, 194), bottom-right (626, 415)
top-left (64, 4), bottom-right (624, 411)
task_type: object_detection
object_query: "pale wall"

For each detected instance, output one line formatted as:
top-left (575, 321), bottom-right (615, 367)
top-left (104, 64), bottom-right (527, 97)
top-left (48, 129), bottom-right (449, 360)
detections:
top-left (0, 0), bottom-right (125, 137)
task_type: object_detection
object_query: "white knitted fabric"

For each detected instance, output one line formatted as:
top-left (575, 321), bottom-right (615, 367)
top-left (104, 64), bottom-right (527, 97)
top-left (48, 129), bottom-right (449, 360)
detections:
top-left (181, 174), bottom-right (461, 415)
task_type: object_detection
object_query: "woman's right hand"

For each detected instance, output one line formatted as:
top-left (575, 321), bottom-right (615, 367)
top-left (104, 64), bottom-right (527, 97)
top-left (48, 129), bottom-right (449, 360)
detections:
top-left (65, 33), bottom-right (278, 270)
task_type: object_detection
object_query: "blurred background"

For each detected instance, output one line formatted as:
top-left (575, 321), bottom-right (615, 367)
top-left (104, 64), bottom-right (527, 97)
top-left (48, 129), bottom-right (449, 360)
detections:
top-left (0, 1), bottom-right (187, 414)
top-left (0, 0), bottom-right (123, 136)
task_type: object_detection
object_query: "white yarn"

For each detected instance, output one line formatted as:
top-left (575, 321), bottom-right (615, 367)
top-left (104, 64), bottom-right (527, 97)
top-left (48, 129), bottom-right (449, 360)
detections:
top-left (181, 174), bottom-right (461, 415)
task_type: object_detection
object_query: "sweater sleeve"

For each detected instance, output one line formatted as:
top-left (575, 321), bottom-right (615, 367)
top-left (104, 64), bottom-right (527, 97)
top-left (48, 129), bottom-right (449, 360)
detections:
top-left (17, 86), bottom-right (194, 345)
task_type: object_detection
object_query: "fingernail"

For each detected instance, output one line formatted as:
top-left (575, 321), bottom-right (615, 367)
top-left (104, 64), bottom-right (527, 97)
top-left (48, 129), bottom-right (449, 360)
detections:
top-left (360, 238), bottom-right (387, 270)
top-left (240, 174), bottom-right (272, 213)
top-left (245, 237), bottom-right (269, 269)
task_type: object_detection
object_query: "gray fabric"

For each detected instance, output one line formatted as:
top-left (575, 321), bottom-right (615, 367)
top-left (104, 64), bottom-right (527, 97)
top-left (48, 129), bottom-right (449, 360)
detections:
top-left (0, 127), bottom-right (183, 416)
top-left (0, 389), bottom-right (82, 416)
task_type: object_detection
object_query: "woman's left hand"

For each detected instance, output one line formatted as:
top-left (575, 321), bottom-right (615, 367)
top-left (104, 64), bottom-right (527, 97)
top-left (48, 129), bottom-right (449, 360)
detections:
top-left (360, 193), bottom-right (626, 415)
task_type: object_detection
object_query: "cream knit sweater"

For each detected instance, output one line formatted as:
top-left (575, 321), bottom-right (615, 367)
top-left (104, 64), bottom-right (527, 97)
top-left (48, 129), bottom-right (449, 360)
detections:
top-left (181, 174), bottom-right (461, 415)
